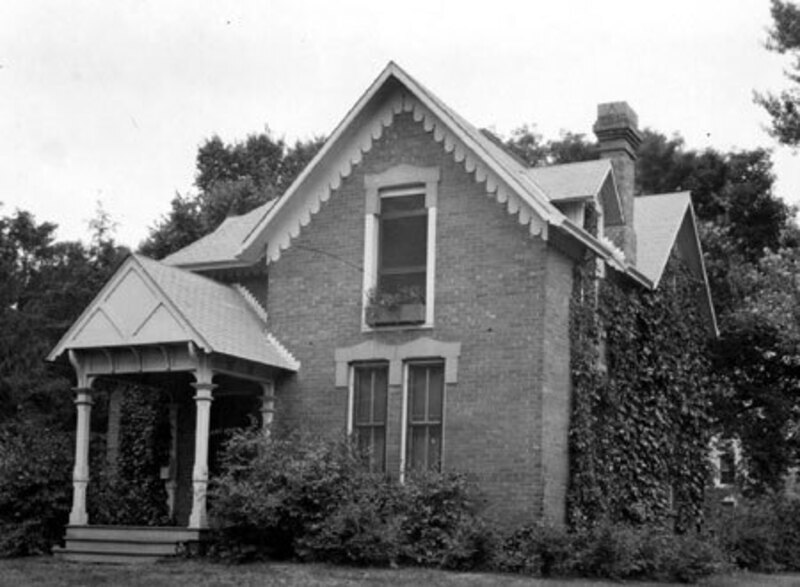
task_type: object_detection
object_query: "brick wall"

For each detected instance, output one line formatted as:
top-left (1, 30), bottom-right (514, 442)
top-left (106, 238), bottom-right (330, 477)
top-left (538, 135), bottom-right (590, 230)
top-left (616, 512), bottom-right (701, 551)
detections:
top-left (266, 108), bottom-right (574, 525)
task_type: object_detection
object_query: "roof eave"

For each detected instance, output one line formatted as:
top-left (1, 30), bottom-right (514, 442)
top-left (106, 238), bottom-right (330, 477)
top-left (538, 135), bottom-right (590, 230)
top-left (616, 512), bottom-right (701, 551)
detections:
top-left (236, 64), bottom-right (405, 262)
top-left (685, 203), bottom-right (719, 336)
top-left (166, 259), bottom-right (258, 272)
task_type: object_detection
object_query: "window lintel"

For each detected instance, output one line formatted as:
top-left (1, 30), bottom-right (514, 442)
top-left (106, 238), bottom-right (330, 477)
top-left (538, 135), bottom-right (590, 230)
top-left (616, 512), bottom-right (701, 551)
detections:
top-left (365, 165), bottom-right (440, 214)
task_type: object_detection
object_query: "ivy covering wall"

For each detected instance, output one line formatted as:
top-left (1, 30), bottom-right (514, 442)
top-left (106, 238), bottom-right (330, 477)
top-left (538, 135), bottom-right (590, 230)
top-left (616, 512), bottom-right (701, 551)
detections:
top-left (568, 255), bottom-right (713, 531)
top-left (88, 381), bottom-right (172, 526)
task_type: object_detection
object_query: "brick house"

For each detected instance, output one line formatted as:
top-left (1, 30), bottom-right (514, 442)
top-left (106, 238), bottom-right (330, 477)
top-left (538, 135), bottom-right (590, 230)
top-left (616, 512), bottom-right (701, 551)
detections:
top-left (49, 63), bottom-right (715, 561)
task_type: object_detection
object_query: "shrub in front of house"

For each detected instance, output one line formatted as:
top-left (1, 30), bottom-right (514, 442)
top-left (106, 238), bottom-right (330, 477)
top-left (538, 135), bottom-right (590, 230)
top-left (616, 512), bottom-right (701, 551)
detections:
top-left (711, 493), bottom-right (800, 572)
top-left (208, 429), bottom-right (489, 567)
top-left (208, 429), bottom-right (724, 581)
top-left (490, 522), bottom-right (725, 582)
top-left (0, 420), bottom-right (72, 556)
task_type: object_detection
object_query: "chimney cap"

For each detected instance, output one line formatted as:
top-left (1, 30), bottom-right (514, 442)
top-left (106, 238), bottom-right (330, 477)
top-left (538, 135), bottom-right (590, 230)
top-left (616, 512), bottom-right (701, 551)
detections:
top-left (594, 101), bottom-right (642, 156)
top-left (595, 101), bottom-right (639, 129)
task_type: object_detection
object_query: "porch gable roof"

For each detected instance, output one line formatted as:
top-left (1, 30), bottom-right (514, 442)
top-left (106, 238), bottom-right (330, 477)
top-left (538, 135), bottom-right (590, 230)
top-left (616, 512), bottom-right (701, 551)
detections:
top-left (48, 254), bottom-right (299, 371)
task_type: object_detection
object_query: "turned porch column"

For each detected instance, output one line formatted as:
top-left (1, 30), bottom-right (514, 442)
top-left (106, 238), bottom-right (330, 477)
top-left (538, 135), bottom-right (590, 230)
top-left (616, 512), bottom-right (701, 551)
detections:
top-left (260, 380), bottom-right (276, 437)
top-left (69, 385), bottom-right (94, 526)
top-left (188, 378), bottom-right (216, 529)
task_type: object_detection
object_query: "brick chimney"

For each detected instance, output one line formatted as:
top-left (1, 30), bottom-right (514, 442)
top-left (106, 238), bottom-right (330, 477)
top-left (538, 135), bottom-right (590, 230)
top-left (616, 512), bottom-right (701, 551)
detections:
top-left (593, 102), bottom-right (642, 265)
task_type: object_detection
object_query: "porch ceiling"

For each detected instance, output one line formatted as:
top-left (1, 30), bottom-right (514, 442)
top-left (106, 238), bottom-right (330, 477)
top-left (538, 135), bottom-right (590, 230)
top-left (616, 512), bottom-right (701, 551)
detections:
top-left (48, 254), bottom-right (299, 372)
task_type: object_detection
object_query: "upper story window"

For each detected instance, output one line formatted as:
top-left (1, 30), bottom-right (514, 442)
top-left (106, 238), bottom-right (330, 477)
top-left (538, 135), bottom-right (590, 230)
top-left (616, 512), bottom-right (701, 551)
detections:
top-left (379, 190), bottom-right (427, 298)
top-left (363, 165), bottom-right (439, 329)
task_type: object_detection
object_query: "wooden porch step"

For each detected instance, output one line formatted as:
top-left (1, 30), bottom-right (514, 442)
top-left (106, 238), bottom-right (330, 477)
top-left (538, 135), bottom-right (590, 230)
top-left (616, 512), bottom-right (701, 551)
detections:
top-left (55, 525), bottom-right (208, 564)
top-left (52, 546), bottom-right (162, 564)
top-left (65, 525), bottom-right (204, 542)
top-left (58, 538), bottom-right (180, 555)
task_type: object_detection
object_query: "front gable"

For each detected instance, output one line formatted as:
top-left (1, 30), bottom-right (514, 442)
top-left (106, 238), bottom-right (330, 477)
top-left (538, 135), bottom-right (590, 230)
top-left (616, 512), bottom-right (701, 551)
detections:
top-left (238, 63), bottom-right (574, 266)
top-left (49, 256), bottom-right (202, 358)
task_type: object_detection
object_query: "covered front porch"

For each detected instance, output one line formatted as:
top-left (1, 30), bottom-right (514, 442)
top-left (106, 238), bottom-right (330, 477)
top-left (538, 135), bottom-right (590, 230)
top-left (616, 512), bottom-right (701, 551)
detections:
top-left (46, 254), bottom-right (299, 561)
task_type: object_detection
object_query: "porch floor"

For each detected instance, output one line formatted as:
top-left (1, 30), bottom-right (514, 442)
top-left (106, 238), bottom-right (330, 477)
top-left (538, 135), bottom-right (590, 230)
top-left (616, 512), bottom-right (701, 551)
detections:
top-left (53, 525), bottom-right (208, 564)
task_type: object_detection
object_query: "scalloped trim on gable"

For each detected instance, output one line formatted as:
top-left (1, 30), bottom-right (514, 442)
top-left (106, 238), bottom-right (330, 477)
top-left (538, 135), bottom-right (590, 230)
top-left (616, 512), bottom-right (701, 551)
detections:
top-left (261, 90), bottom-right (549, 264)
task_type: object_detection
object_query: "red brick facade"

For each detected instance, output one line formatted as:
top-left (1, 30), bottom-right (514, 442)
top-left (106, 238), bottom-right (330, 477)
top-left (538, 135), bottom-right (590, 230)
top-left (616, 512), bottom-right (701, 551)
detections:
top-left (266, 111), bottom-right (574, 525)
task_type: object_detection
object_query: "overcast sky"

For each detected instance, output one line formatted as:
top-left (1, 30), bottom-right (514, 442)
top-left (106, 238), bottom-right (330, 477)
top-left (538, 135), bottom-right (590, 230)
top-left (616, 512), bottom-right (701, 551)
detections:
top-left (3, 0), bottom-right (799, 249)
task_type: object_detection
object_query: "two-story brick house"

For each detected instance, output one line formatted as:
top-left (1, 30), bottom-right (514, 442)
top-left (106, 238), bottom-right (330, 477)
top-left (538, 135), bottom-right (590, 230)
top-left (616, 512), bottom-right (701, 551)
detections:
top-left (49, 62), bottom-right (715, 562)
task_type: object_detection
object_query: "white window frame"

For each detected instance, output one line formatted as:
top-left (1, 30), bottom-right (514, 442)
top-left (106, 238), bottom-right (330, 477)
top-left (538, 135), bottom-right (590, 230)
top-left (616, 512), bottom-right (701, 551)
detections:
top-left (400, 359), bottom-right (446, 480)
top-left (346, 361), bottom-right (390, 472)
top-left (363, 165), bottom-right (440, 331)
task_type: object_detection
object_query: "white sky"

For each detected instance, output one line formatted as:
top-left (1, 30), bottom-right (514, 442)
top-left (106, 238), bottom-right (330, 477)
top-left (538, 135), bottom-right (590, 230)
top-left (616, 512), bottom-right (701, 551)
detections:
top-left (2, 0), bottom-right (799, 249)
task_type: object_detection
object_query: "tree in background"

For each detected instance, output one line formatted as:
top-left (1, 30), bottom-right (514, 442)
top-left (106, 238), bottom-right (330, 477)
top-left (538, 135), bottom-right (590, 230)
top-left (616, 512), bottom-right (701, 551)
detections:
top-left (0, 204), bottom-right (129, 555)
top-left (0, 204), bottom-right (128, 424)
top-left (139, 131), bottom-right (324, 259)
top-left (756, 0), bottom-right (800, 146)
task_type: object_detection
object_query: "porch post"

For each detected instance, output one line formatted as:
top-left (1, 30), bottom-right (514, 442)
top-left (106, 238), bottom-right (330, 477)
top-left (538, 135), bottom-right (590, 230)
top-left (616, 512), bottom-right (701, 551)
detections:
top-left (164, 401), bottom-right (179, 518)
top-left (69, 386), bottom-right (94, 526)
top-left (188, 379), bottom-right (216, 529)
top-left (106, 387), bottom-right (122, 473)
top-left (260, 380), bottom-right (275, 437)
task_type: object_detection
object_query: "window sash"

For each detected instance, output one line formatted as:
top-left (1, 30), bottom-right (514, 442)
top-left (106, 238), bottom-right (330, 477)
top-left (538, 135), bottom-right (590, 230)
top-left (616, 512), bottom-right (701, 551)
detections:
top-left (377, 191), bottom-right (428, 297)
top-left (406, 362), bottom-right (444, 471)
top-left (353, 364), bottom-right (388, 472)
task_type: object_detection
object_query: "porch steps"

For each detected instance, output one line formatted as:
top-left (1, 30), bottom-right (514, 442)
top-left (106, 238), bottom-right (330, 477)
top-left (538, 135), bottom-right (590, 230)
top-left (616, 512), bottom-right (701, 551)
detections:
top-left (53, 526), bottom-right (207, 564)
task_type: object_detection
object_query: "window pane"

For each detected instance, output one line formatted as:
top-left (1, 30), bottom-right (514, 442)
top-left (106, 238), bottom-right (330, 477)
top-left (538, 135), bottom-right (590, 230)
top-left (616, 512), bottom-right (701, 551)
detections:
top-left (373, 428), bottom-right (386, 472)
top-left (357, 430), bottom-right (370, 455)
top-left (427, 366), bottom-right (444, 421)
top-left (380, 215), bottom-right (427, 270)
top-left (428, 425), bottom-right (442, 470)
top-left (378, 272), bottom-right (426, 298)
top-left (381, 193), bottom-right (424, 213)
top-left (720, 448), bottom-right (736, 484)
top-left (352, 364), bottom-right (388, 473)
top-left (410, 426), bottom-right (427, 470)
top-left (373, 368), bottom-right (387, 422)
top-left (354, 369), bottom-right (370, 424)
top-left (409, 366), bottom-right (427, 421)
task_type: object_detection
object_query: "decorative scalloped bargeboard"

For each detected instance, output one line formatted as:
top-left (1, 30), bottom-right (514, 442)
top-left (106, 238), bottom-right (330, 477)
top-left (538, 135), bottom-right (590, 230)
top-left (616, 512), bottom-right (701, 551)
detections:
top-left (263, 89), bottom-right (550, 264)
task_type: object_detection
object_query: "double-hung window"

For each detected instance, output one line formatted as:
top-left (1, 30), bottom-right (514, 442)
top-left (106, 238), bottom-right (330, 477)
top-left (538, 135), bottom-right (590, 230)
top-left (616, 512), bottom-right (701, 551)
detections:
top-left (405, 361), bottom-right (444, 471)
top-left (378, 189), bottom-right (428, 302)
top-left (719, 441), bottom-right (736, 486)
top-left (351, 363), bottom-right (388, 472)
top-left (363, 165), bottom-right (439, 328)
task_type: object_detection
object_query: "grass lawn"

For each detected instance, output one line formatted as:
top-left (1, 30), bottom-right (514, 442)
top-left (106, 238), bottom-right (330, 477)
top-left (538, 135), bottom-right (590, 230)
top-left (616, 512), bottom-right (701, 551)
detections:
top-left (1, 557), bottom-right (799, 587)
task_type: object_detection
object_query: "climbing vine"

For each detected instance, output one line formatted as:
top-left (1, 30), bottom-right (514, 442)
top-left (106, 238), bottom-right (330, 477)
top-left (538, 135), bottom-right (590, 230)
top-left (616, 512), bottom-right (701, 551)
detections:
top-left (88, 381), bottom-right (172, 526)
top-left (567, 255), bottom-right (713, 531)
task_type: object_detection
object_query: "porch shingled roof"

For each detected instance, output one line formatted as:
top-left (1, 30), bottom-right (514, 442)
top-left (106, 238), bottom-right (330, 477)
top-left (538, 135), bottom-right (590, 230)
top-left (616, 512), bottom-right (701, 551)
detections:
top-left (48, 254), bottom-right (299, 371)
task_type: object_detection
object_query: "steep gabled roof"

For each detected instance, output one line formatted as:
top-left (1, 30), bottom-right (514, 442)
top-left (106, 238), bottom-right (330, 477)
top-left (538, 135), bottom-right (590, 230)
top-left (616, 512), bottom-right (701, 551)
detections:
top-left (527, 160), bottom-right (609, 200)
top-left (635, 192), bottom-right (717, 333)
top-left (163, 201), bottom-right (275, 269)
top-left (48, 254), bottom-right (299, 370)
top-left (161, 62), bottom-right (713, 320)
top-left (526, 160), bottom-right (624, 225)
top-left (225, 61), bottom-right (625, 274)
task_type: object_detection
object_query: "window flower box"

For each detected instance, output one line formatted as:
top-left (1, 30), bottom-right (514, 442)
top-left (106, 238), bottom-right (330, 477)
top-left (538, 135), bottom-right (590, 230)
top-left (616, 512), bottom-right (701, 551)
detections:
top-left (365, 287), bottom-right (426, 327)
top-left (367, 302), bottom-right (426, 327)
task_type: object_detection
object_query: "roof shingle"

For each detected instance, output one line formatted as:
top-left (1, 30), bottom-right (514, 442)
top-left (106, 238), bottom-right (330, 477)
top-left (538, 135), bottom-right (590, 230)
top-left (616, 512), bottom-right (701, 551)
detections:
top-left (134, 255), bottom-right (298, 370)
top-left (162, 200), bottom-right (275, 267)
